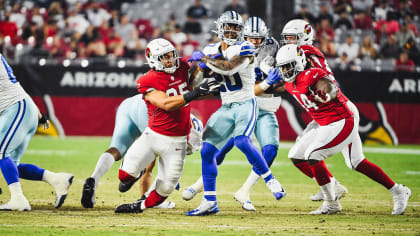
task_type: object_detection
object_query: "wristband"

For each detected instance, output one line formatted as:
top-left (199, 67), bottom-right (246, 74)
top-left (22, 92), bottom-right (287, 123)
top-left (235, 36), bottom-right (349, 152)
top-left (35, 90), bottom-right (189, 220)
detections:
top-left (183, 89), bottom-right (200, 103)
top-left (39, 113), bottom-right (48, 124)
top-left (259, 80), bottom-right (271, 91)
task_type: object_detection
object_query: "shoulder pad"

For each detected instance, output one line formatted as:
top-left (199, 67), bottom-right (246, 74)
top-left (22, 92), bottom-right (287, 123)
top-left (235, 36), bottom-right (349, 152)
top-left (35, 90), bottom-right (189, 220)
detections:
top-left (300, 45), bottom-right (325, 59)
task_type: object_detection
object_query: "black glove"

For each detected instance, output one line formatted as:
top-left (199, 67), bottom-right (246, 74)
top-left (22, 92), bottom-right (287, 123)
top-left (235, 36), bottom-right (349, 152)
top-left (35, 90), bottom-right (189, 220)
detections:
top-left (39, 113), bottom-right (50, 130)
top-left (183, 78), bottom-right (220, 103)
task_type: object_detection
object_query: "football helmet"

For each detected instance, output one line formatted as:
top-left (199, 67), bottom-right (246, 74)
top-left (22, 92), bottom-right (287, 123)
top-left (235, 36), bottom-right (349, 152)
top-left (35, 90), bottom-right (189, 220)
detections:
top-left (280, 19), bottom-right (314, 46)
top-left (243, 17), bottom-right (268, 49)
top-left (215, 11), bottom-right (243, 46)
top-left (275, 44), bottom-right (306, 83)
top-left (145, 38), bottom-right (179, 74)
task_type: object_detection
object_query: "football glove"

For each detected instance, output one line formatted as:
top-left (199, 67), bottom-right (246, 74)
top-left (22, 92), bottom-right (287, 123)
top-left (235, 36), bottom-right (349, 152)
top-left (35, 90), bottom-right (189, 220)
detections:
top-left (188, 51), bottom-right (205, 62)
top-left (183, 78), bottom-right (220, 103)
top-left (39, 113), bottom-right (50, 130)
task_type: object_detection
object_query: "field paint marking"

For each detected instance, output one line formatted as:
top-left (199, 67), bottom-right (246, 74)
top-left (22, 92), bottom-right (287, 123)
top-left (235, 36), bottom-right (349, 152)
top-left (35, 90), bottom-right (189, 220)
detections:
top-left (0, 224), bottom-right (416, 232)
top-left (278, 143), bottom-right (420, 155)
top-left (25, 150), bottom-right (79, 156)
top-left (406, 171), bottom-right (420, 175)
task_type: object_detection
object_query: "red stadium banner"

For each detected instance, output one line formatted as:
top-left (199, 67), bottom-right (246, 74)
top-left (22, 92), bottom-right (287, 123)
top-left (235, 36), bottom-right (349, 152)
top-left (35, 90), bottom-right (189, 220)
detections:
top-left (12, 63), bottom-right (420, 144)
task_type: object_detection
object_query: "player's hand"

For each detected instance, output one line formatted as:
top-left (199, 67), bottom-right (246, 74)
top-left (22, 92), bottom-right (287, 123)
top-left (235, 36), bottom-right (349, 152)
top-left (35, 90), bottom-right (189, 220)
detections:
top-left (265, 68), bottom-right (282, 85)
top-left (313, 89), bottom-right (331, 103)
top-left (197, 78), bottom-right (220, 95)
top-left (188, 51), bottom-right (205, 62)
top-left (39, 113), bottom-right (50, 130)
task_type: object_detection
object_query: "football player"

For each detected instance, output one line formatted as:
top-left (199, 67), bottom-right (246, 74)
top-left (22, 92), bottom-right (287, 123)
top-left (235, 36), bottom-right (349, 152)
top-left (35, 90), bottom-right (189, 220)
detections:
top-left (182, 17), bottom-right (283, 212)
top-left (280, 19), bottom-right (348, 201)
top-left (0, 54), bottom-right (73, 211)
top-left (276, 44), bottom-right (411, 215)
top-left (114, 38), bottom-right (217, 213)
top-left (186, 11), bottom-right (285, 216)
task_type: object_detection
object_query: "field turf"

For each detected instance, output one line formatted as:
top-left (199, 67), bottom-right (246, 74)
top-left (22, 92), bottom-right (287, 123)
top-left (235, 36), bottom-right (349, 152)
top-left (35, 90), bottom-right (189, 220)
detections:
top-left (0, 136), bottom-right (419, 235)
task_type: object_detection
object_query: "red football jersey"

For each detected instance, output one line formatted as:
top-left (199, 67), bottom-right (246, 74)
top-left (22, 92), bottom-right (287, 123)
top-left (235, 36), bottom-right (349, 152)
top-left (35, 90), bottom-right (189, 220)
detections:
top-left (137, 58), bottom-right (191, 136)
top-left (300, 45), bottom-right (334, 76)
top-left (284, 68), bottom-right (353, 126)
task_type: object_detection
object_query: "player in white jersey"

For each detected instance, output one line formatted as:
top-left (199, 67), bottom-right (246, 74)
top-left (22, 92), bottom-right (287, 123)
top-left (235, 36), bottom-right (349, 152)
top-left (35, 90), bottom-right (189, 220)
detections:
top-left (0, 54), bottom-right (73, 211)
top-left (186, 11), bottom-right (285, 216)
top-left (182, 17), bottom-right (284, 211)
top-left (81, 94), bottom-right (203, 209)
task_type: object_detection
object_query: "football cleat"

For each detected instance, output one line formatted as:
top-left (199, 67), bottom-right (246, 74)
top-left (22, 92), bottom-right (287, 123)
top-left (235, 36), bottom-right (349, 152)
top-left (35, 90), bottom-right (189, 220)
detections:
top-left (81, 177), bottom-right (96, 208)
top-left (310, 200), bottom-right (342, 215)
top-left (0, 194), bottom-right (31, 211)
top-left (391, 184), bottom-right (411, 215)
top-left (52, 173), bottom-right (74, 208)
top-left (153, 201), bottom-right (176, 209)
top-left (118, 169), bottom-right (145, 193)
top-left (234, 190), bottom-right (256, 211)
top-left (182, 187), bottom-right (199, 201)
top-left (266, 178), bottom-right (286, 200)
top-left (310, 182), bottom-right (348, 201)
top-left (115, 199), bottom-right (143, 213)
top-left (186, 198), bottom-right (219, 216)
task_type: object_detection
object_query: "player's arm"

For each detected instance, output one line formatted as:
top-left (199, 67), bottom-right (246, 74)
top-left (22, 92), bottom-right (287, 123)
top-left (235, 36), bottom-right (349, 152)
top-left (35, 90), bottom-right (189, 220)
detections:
top-left (145, 90), bottom-right (187, 111)
top-left (254, 68), bottom-right (282, 96)
top-left (201, 55), bottom-right (251, 76)
top-left (312, 77), bottom-right (337, 103)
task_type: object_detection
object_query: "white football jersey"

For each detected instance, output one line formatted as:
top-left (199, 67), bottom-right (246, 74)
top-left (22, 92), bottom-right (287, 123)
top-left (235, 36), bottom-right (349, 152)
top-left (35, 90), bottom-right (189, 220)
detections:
top-left (254, 37), bottom-right (282, 112)
top-left (0, 54), bottom-right (29, 113)
top-left (188, 113), bottom-right (203, 155)
top-left (203, 41), bottom-right (256, 104)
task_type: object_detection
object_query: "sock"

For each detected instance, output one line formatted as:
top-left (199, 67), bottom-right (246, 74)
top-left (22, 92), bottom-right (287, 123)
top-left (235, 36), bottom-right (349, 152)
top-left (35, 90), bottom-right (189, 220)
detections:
top-left (17, 163), bottom-right (45, 181)
top-left (234, 135), bottom-right (270, 176)
top-left (323, 161), bottom-right (334, 178)
top-left (0, 157), bottom-right (19, 185)
top-left (239, 170), bottom-right (260, 193)
top-left (356, 159), bottom-right (395, 189)
top-left (191, 176), bottom-right (204, 192)
top-left (118, 169), bottom-right (136, 182)
top-left (9, 182), bottom-right (24, 197)
top-left (261, 145), bottom-right (278, 167)
top-left (320, 182), bottom-right (335, 201)
top-left (91, 152), bottom-right (115, 186)
top-left (311, 161), bottom-right (331, 186)
top-left (144, 190), bottom-right (167, 209)
top-left (42, 170), bottom-right (58, 185)
top-left (294, 162), bottom-right (314, 178)
top-left (144, 178), bottom-right (158, 197)
top-left (215, 137), bottom-right (234, 165)
top-left (201, 142), bottom-right (218, 201)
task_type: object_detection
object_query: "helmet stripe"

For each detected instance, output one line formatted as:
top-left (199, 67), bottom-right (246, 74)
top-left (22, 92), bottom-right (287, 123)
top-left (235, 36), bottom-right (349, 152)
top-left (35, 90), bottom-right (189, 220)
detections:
top-left (256, 17), bottom-right (259, 33)
top-left (230, 11), bottom-right (234, 19)
top-left (235, 11), bottom-right (239, 20)
top-left (251, 17), bottom-right (254, 32)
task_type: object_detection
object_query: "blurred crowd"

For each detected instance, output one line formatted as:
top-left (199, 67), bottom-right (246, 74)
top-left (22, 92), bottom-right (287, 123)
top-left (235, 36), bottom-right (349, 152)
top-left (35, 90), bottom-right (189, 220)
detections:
top-left (0, 0), bottom-right (418, 72)
top-left (295, 0), bottom-right (420, 72)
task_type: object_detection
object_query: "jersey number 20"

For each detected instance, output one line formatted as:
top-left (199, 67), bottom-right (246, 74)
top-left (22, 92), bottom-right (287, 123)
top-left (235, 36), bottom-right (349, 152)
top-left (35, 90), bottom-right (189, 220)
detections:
top-left (216, 73), bottom-right (242, 92)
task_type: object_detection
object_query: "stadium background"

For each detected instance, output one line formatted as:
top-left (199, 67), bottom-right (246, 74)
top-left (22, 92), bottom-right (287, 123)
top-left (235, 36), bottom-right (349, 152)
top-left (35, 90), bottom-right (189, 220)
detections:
top-left (1, 0), bottom-right (420, 143)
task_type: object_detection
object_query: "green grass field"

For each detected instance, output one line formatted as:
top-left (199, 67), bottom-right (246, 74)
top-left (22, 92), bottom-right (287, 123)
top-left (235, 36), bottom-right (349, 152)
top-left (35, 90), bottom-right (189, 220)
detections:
top-left (0, 136), bottom-right (419, 235)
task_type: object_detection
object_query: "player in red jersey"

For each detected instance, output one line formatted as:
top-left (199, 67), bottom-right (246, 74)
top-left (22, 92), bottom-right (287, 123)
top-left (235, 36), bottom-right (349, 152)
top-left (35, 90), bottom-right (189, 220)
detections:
top-left (275, 44), bottom-right (411, 215)
top-left (114, 38), bottom-right (219, 213)
top-left (280, 19), bottom-right (349, 201)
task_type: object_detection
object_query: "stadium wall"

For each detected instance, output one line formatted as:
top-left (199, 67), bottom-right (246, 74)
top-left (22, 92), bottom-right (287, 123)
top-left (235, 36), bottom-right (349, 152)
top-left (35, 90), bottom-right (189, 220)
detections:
top-left (13, 64), bottom-right (420, 144)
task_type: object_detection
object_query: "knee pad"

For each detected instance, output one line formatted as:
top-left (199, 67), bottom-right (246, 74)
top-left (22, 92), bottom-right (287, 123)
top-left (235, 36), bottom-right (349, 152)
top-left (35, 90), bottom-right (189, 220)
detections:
top-left (118, 169), bottom-right (136, 182)
top-left (156, 179), bottom-right (174, 197)
top-left (262, 145), bottom-right (278, 167)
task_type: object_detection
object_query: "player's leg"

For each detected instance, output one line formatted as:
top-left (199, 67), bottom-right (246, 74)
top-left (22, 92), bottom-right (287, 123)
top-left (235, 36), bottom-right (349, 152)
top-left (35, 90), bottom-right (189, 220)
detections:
top-left (235, 110), bottom-right (279, 211)
top-left (182, 137), bottom-right (234, 201)
top-left (289, 121), bottom-right (347, 201)
top-left (306, 117), bottom-right (357, 214)
top-left (139, 160), bottom-right (155, 196)
top-left (232, 99), bottom-right (285, 200)
top-left (82, 108), bottom-right (141, 208)
top-left (186, 107), bottom-right (234, 216)
top-left (116, 132), bottom-right (187, 213)
top-left (0, 99), bottom-right (38, 211)
top-left (343, 102), bottom-right (410, 214)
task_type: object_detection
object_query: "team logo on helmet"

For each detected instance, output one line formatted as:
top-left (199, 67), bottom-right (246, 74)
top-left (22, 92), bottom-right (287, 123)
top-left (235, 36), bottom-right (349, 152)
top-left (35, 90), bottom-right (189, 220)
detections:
top-left (304, 24), bottom-right (311, 35)
top-left (145, 48), bottom-right (152, 57)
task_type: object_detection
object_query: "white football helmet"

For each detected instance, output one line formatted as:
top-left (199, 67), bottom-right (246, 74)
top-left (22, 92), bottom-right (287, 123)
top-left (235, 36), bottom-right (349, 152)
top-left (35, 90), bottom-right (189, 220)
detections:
top-left (215, 11), bottom-right (243, 46)
top-left (145, 38), bottom-right (179, 74)
top-left (280, 19), bottom-right (314, 46)
top-left (275, 44), bottom-right (306, 83)
top-left (244, 17), bottom-right (268, 49)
